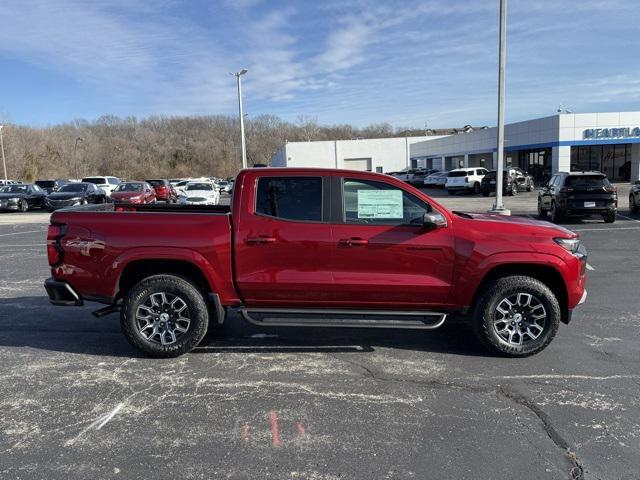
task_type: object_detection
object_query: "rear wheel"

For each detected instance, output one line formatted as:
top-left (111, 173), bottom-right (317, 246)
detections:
top-left (120, 274), bottom-right (209, 357)
top-left (473, 182), bottom-right (480, 195)
top-left (630, 195), bottom-right (639, 213)
top-left (603, 212), bottom-right (616, 223)
top-left (509, 184), bottom-right (517, 196)
top-left (447, 190), bottom-right (456, 196)
top-left (537, 198), bottom-right (547, 219)
top-left (472, 275), bottom-right (560, 357)
top-left (481, 190), bottom-right (490, 197)
top-left (550, 201), bottom-right (562, 223)
top-left (527, 180), bottom-right (534, 192)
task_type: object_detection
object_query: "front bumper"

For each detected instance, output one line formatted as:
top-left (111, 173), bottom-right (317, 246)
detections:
top-left (44, 278), bottom-right (83, 306)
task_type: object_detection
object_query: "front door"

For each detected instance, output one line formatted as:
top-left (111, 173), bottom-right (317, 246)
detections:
top-left (234, 175), bottom-right (335, 307)
top-left (329, 177), bottom-right (455, 309)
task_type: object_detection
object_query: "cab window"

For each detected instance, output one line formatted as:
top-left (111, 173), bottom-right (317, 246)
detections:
top-left (343, 179), bottom-right (430, 226)
top-left (255, 176), bottom-right (322, 222)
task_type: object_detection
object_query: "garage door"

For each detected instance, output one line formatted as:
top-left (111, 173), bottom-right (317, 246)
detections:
top-left (344, 158), bottom-right (372, 171)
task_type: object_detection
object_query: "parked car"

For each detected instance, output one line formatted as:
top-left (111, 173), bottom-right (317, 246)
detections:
top-left (390, 169), bottom-right (422, 183)
top-left (224, 180), bottom-right (234, 193)
top-left (409, 169), bottom-right (438, 187)
top-left (480, 169), bottom-right (530, 196)
top-left (35, 179), bottom-right (69, 195)
top-left (538, 171), bottom-right (617, 223)
top-left (146, 179), bottom-right (178, 203)
top-left (217, 180), bottom-right (230, 193)
top-left (45, 182), bottom-right (109, 211)
top-left (0, 183), bottom-right (46, 211)
top-left (446, 168), bottom-right (488, 195)
top-left (81, 176), bottom-right (120, 196)
top-left (629, 180), bottom-right (640, 213)
top-left (44, 168), bottom-right (587, 359)
top-left (111, 182), bottom-right (156, 204)
top-left (179, 181), bottom-right (220, 205)
top-left (0, 179), bottom-right (20, 186)
top-left (424, 171), bottom-right (448, 188)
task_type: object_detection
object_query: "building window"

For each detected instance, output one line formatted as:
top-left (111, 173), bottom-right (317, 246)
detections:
top-left (517, 148), bottom-right (552, 184)
top-left (570, 144), bottom-right (630, 182)
top-left (468, 153), bottom-right (493, 168)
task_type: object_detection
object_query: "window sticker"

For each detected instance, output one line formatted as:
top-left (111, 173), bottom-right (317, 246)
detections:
top-left (357, 189), bottom-right (403, 219)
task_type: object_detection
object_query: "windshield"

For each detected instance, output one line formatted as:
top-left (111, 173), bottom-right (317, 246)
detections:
top-left (0, 185), bottom-right (28, 194)
top-left (59, 183), bottom-right (88, 193)
top-left (82, 177), bottom-right (105, 185)
top-left (565, 176), bottom-right (609, 188)
top-left (186, 183), bottom-right (213, 191)
top-left (115, 183), bottom-right (143, 192)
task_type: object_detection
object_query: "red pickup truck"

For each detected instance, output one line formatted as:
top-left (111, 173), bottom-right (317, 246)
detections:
top-left (45, 168), bottom-right (588, 358)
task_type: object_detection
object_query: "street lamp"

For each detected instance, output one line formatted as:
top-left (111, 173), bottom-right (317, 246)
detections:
top-left (490, 0), bottom-right (510, 215)
top-left (73, 136), bottom-right (84, 179)
top-left (232, 69), bottom-right (248, 169)
top-left (0, 126), bottom-right (7, 182)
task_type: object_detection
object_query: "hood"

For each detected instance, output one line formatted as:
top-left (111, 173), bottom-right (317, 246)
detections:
top-left (454, 211), bottom-right (577, 238)
top-left (184, 190), bottom-right (215, 197)
top-left (48, 191), bottom-right (86, 200)
top-left (111, 191), bottom-right (142, 200)
top-left (0, 192), bottom-right (27, 199)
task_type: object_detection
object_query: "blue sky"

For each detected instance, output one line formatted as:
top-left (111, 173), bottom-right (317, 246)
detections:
top-left (1, 0), bottom-right (639, 128)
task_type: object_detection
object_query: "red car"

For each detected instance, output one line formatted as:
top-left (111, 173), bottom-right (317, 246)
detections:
top-left (45, 168), bottom-right (587, 358)
top-left (146, 179), bottom-right (178, 203)
top-left (110, 181), bottom-right (156, 204)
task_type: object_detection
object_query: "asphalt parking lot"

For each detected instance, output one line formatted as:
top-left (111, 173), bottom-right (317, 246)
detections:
top-left (0, 190), bottom-right (639, 480)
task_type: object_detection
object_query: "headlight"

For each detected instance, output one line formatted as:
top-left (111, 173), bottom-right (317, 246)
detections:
top-left (8, 198), bottom-right (19, 203)
top-left (553, 237), bottom-right (580, 254)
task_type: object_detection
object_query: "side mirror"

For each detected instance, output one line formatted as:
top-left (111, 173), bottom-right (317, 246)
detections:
top-left (423, 212), bottom-right (447, 229)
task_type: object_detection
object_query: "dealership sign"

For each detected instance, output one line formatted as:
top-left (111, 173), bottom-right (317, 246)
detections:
top-left (584, 127), bottom-right (640, 139)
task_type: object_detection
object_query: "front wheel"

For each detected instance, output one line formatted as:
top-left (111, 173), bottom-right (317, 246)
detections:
top-left (472, 275), bottom-right (560, 357)
top-left (550, 201), bottom-right (562, 223)
top-left (537, 199), bottom-right (547, 219)
top-left (120, 274), bottom-right (209, 357)
top-left (527, 180), bottom-right (534, 192)
top-left (447, 190), bottom-right (456, 196)
top-left (603, 212), bottom-right (616, 223)
top-left (19, 199), bottom-right (29, 212)
top-left (630, 195), bottom-right (639, 213)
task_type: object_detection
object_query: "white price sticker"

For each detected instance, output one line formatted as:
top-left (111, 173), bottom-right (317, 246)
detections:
top-left (357, 190), bottom-right (403, 219)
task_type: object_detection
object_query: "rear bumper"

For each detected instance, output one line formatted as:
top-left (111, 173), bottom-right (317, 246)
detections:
top-left (565, 207), bottom-right (615, 216)
top-left (44, 278), bottom-right (83, 306)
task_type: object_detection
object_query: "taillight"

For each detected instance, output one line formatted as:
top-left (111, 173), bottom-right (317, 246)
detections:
top-left (605, 186), bottom-right (617, 193)
top-left (47, 223), bottom-right (66, 266)
top-left (559, 187), bottom-right (574, 194)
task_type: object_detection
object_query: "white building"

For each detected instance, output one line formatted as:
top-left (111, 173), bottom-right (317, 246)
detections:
top-left (410, 112), bottom-right (640, 184)
top-left (271, 136), bottom-right (447, 173)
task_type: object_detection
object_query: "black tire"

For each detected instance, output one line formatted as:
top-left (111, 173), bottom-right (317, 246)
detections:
top-left (120, 274), bottom-right (209, 358)
top-left (527, 180), bottom-right (534, 192)
top-left (447, 190), bottom-right (456, 196)
top-left (472, 275), bottom-right (560, 357)
top-left (550, 201), bottom-right (562, 223)
top-left (603, 212), bottom-right (616, 223)
top-left (473, 182), bottom-right (480, 195)
top-left (481, 190), bottom-right (490, 197)
top-left (537, 199), bottom-right (547, 219)
top-left (630, 195), bottom-right (639, 213)
top-left (509, 184), bottom-right (517, 196)
top-left (19, 199), bottom-right (29, 212)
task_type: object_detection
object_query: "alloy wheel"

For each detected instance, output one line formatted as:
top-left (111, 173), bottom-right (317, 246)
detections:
top-left (135, 292), bottom-right (191, 345)
top-left (493, 293), bottom-right (547, 346)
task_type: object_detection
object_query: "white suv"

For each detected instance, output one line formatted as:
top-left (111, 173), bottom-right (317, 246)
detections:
top-left (446, 168), bottom-right (488, 195)
top-left (82, 176), bottom-right (121, 196)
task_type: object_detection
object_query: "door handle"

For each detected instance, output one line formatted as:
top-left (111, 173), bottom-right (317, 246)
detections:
top-left (338, 237), bottom-right (369, 246)
top-left (246, 235), bottom-right (276, 245)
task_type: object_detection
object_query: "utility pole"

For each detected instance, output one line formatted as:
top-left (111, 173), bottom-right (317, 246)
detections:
top-left (490, 0), bottom-right (510, 215)
top-left (233, 69), bottom-right (248, 169)
top-left (73, 137), bottom-right (83, 179)
top-left (0, 126), bottom-right (6, 182)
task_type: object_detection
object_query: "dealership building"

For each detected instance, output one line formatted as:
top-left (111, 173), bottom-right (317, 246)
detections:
top-left (271, 112), bottom-right (640, 184)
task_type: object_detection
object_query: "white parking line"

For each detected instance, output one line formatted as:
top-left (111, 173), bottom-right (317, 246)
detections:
top-left (586, 263), bottom-right (595, 271)
top-left (0, 229), bottom-right (46, 237)
top-left (617, 213), bottom-right (640, 223)
top-left (573, 226), bottom-right (640, 232)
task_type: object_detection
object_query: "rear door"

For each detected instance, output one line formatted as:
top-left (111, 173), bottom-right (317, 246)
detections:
top-left (234, 174), bottom-right (335, 307)
top-left (328, 176), bottom-right (455, 308)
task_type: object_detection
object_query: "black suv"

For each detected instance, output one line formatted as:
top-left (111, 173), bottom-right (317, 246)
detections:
top-left (629, 180), bottom-right (640, 213)
top-left (538, 171), bottom-right (617, 223)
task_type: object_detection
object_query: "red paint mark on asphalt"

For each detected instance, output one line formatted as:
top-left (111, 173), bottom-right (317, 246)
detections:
top-left (269, 410), bottom-right (281, 447)
top-left (241, 421), bottom-right (249, 447)
top-left (295, 421), bottom-right (305, 436)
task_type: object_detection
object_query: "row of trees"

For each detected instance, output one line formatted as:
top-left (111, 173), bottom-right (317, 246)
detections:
top-left (0, 115), bottom-right (426, 181)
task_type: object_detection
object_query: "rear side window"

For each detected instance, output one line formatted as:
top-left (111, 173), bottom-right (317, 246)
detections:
top-left (255, 177), bottom-right (322, 222)
top-left (83, 177), bottom-right (105, 185)
top-left (448, 171), bottom-right (467, 177)
top-left (565, 176), bottom-right (609, 188)
top-left (108, 178), bottom-right (120, 185)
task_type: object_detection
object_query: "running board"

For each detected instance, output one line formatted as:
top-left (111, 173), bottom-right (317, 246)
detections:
top-left (239, 308), bottom-right (447, 330)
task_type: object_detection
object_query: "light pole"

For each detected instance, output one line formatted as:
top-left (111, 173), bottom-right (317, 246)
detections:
top-left (0, 126), bottom-right (6, 182)
top-left (490, 0), bottom-right (510, 215)
top-left (233, 69), bottom-right (248, 169)
top-left (73, 136), bottom-right (83, 179)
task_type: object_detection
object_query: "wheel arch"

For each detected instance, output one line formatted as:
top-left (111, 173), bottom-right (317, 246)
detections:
top-left (470, 263), bottom-right (569, 324)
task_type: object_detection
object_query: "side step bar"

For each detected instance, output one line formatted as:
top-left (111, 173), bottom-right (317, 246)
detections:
top-left (239, 308), bottom-right (447, 330)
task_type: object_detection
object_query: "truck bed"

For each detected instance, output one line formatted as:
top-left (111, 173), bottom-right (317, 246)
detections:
top-left (56, 202), bottom-right (232, 214)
